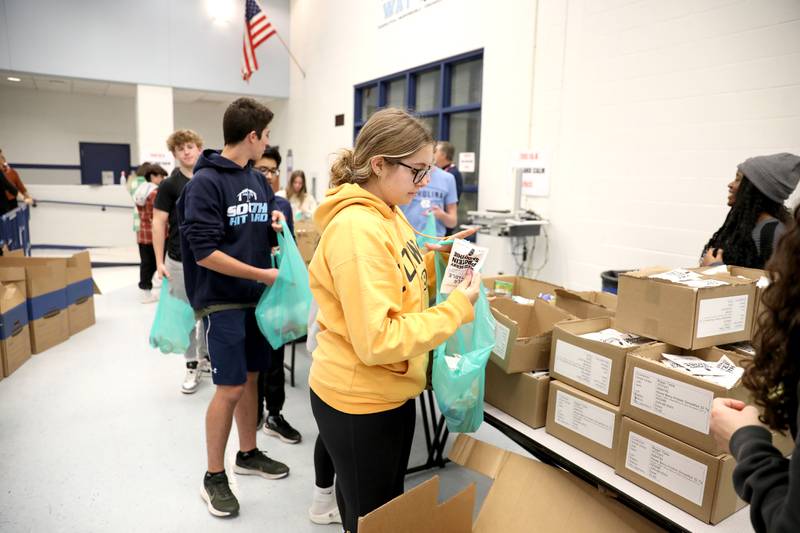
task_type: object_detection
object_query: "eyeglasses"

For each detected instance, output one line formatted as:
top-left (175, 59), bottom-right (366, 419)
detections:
top-left (395, 161), bottom-right (432, 185)
top-left (256, 166), bottom-right (279, 177)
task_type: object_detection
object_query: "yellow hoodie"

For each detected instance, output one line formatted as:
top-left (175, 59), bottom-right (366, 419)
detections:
top-left (308, 183), bottom-right (474, 414)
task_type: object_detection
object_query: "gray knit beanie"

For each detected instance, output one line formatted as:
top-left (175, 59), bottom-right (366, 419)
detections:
top-left (737, 153), bottom-right (800, 203)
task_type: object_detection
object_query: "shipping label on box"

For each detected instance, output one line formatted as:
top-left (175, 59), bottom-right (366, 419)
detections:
top-left (630, 366), bottom-right (714, 434)
top-left (554, 389), bottom-right (615, 448)
top-left (624, 430), bottom-right (708, 506)
top-left (553, 339), bottom-right (612, 396)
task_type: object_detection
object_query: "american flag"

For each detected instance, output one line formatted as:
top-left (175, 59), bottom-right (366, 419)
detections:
top-left (242, 0), bottom-right (277, 81)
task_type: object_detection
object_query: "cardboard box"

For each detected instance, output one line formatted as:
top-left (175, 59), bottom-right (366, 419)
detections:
top-left (554, 288), bottom-right (617, 319)
top-left (294, 219), bottom-right (320, 264)
top-left (620, 343), bottom-right (749, 454)
top-left (358, 434), bottom-right (663, 533)
top-left (489, 297), bottom-right (574, 373)
top-left (0, 256), bottom-right (70, 354)
top-left (65, 251), bottom-right (100, 335)
top-left (616, 267), bottom-right (756, 349)
top-left (728, 266), bottom-right (767, 340)
top-left (550, 317), bottom-right (651, 405)
top-left (0, 267), bottom-right (32, 377)
top-left (484, 360), bottom-right (549, 429)
top-left (615, 417), bottom-right (745, 524)
top-left (482, 275), bottom-right (561, 301)
top-left (545, 380), bottom-right (622, 466)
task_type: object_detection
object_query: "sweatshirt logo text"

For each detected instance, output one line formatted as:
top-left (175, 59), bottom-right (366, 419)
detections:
top-left (228, 188), bottom-right (270, 226)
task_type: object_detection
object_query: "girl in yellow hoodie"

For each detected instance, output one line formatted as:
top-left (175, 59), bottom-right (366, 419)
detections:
top-left (308, 108), bottom-right (481, 532)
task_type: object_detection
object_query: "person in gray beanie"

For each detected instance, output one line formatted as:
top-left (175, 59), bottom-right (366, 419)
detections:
top-left (701, 153), bottom-right (800, 269)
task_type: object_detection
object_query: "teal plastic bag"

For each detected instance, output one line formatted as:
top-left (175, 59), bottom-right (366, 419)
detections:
top-left (431, 252), bottom-right (495, 433)
top-left (149, 278), bottom-right (197, 354)
top-left (256, 228), bottom-right (313, 349)
top-left (416, 212), bottom-right (439, 250)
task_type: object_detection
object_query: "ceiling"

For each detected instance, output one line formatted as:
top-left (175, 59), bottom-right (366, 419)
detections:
top-left (0, 71), bottom-right (270, 104)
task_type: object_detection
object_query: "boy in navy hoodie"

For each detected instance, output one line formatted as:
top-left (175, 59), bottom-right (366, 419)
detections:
top-left (177, 97), bottom-right (289, 518)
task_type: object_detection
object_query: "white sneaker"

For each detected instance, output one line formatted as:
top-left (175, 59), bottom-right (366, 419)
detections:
top-left (309, 486), bottom-right (341, 525)
top-left (139, 289), bottom-right (158, 304)
top-left (198, 358), bottom-right (211, 376)
top-left (181, 367), bottom-right (200, 394)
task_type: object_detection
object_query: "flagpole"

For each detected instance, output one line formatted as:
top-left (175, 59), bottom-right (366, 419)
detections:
top-left (273, 30), bottom-right (306, 79)
top-left (255, 0), bottom-right (306, 79)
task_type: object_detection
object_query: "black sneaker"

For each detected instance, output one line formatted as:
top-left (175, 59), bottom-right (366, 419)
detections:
top-left (201, 472), bottom-right (239, 517)
top-left (264, 414), bottom-right (302, 444)
top-left (233, 449), bottom-right (289, 479)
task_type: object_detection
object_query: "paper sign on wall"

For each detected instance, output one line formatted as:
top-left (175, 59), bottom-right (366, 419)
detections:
top-left (513, 150), bottom-right (548, 197)
top-left (458, 152), bottom-right (475, 172)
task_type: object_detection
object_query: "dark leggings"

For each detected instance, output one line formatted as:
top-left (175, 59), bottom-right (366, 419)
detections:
top-left (310, 389), bottom-right (415, 533)
top-left (138, 243), bottom-right (156, 290)
top-left (314, 435), bottom-right (335, 488)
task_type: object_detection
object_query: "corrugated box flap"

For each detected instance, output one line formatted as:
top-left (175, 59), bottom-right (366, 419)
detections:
top-left (449, 434), bottom-right (510, 480)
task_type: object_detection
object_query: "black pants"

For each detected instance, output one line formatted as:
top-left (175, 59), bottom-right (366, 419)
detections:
top-left (311, 389), bottom-right (415, 533)
top-left (257, 344), bottom-right (285, 417)
top-left (138, 243), bottom-right (156, 290)
top-left (315, 435), bottom-right (335, 488)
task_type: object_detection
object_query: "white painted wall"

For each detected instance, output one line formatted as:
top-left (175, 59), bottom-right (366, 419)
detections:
top-left (0, 0), bottom-right (291, 97)
top-left (525, 0), bottom-right (800, 289)
top-left (286, 0), bottom-right (800, 290)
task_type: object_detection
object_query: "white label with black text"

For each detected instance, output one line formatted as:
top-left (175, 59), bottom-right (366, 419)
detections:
top-left (553, 340), bottom-right (612, 395)
top-left (630, 367), bottom-right (714, 434)
top-left (554, 390), bottom-right (616, 448)
top-left (493, 322), bottom-right (510, 360)
top-left (625, 431), bottom-right (708, 506)
top-left (696, 295), bottom-right (749, 338)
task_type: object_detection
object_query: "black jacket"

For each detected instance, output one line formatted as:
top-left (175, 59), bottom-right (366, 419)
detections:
top-left (730, 380), bottom-right (800, 533)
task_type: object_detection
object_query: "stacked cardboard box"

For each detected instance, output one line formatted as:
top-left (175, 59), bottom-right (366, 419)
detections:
top-left (610, 268), bottom-right (763, 523)
top-left (544, 317), bottom-right (651, 465)
top-left (0, 251), bottom-right (99, 357)
top-left (0, 267), bottom-right (32, 377)
top-left (554, 288), bottom-right (617, 319)
top-left (482, 275), bottom-right (574, 431)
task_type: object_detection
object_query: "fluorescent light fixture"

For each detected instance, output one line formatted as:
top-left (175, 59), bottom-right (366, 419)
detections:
top-left (7, 77), bottom-right (21, 82)
top-left (206, 0), bottom-right (235, 24)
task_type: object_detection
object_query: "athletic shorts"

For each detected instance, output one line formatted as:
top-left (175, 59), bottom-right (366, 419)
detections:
top-left (202, 307), bottom-right (270, 386)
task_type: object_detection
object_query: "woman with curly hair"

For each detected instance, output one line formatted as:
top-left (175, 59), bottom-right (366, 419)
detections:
top-left (700, 153), bottom-right (799, 268)
top-left (710, 203), bottom-right (800, 532)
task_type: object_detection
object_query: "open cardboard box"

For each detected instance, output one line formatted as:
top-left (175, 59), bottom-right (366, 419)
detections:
top-left (615, 417), bottom-right (744, 524)
top-left (482, 275), bottom-right (561, 301)
top-left (554, 288), bottom-right (617, 319)
top-left (550, 317), bottom-right (652, 405)
top-left (616, 267), bottom-right (756, 349)
top-left (489, 297), bottom-right (574, 373)
top-left (545, 380), bottom-right (622, 466)
top-left (358, 434), bottom-right (663, 533)
top-left (484, 360), bottom-right (549, 429)
top-left (0, 267), bottom-right (32, 377)
top-left (620, 343), bottom-right (749, 454)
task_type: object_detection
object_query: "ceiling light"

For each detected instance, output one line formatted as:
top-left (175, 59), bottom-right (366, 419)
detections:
top-left (206, 0), bottom-right (235, 24)
top-left (7, 77), bottom-right (21, 82)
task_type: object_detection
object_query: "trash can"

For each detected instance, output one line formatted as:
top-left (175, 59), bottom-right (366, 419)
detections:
top-left (600, 270), bottom-right (629, 294)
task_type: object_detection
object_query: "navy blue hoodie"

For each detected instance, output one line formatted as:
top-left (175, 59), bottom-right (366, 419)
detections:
top-left (177, 149), bottom-right (279, 310)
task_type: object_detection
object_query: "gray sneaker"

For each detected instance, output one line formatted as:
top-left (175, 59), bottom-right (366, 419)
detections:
top-left (233, 449), bottom-right (289, 479)
top-left (201, 472), bottom-right (239, 517)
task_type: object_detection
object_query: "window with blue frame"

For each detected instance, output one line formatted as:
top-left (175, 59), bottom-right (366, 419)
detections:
top-left (354, 50), bottom-right (483, 220)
